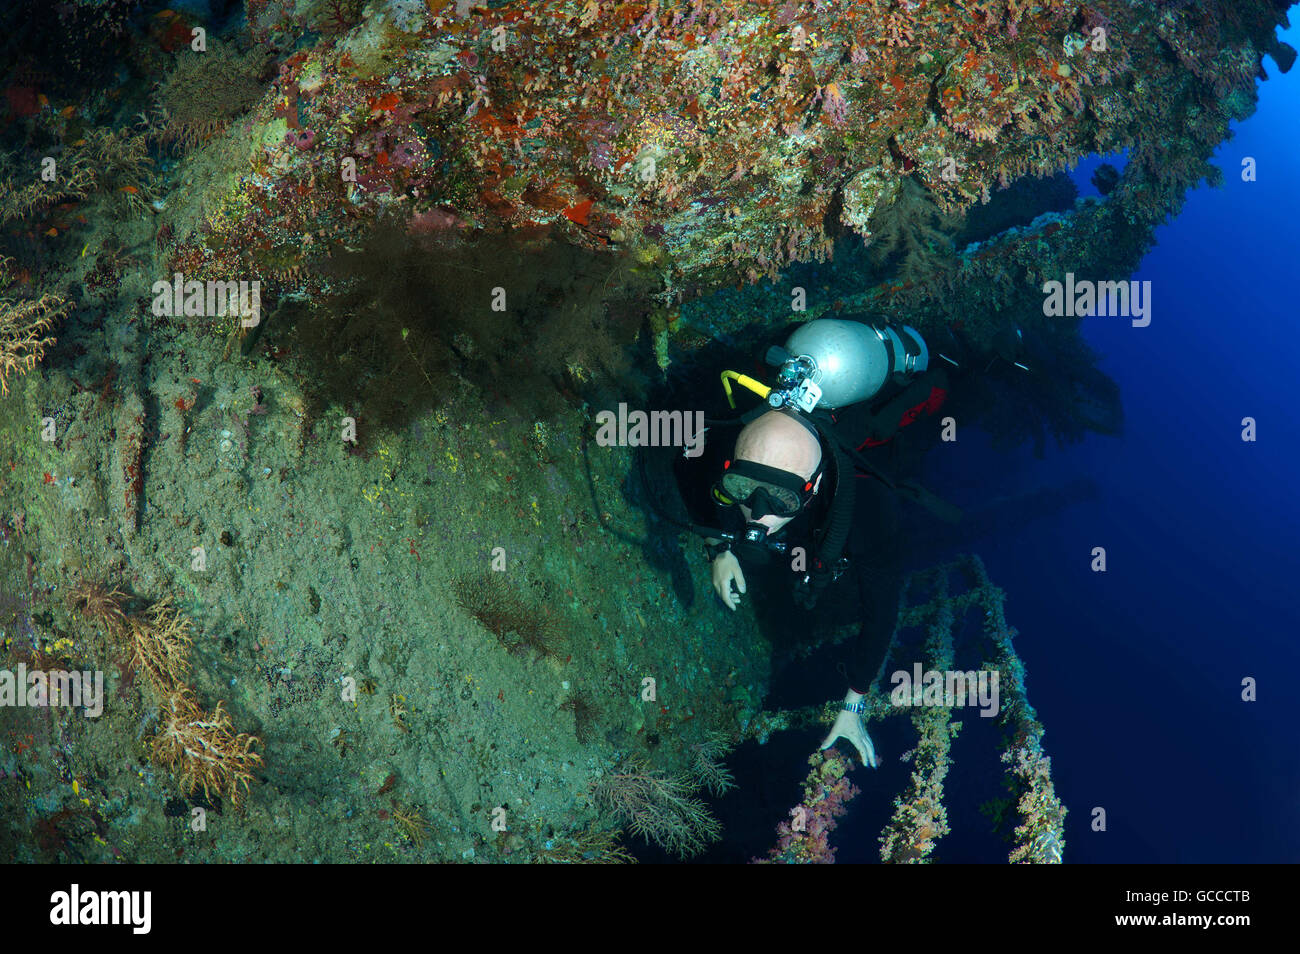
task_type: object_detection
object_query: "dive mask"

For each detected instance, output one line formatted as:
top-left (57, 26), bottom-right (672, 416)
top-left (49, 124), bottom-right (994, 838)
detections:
top-left (712, 458), bottom-right (819, 518)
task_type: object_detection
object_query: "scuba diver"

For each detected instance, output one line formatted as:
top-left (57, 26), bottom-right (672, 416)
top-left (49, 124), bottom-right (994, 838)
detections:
top-left (643, 317), bottom-right (959, 769)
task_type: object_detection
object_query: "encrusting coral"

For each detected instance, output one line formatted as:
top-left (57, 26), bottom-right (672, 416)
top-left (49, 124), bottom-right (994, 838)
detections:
top-left (880, 556), bottom-right (1066, 863)
top-left (749, 555), bottom-right (1066, 864)
top-left (140, 0), bottom-right (1288, 463)
top-left (758, 750), bottom-right (860, 864)
top-left (183, 0), bottom-right (1288, 300)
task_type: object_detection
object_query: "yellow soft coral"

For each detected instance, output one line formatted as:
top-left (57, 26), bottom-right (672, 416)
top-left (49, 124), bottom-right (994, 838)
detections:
top-left (0, 257), bottom-right (67, 395)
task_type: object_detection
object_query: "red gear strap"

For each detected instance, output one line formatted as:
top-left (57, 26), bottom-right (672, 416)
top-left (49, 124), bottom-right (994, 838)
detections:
top-left (858, 386), bottom-right (948, 450)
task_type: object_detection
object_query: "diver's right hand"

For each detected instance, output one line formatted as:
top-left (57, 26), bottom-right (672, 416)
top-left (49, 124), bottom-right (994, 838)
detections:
top-left (711, 551), bottom-right (747, 611)
top-left (821, 709), bottom-right (879, 769)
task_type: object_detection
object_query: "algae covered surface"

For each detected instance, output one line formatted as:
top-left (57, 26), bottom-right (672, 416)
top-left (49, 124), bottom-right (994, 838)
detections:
top-left (0, 277), bottom-right (771, 860)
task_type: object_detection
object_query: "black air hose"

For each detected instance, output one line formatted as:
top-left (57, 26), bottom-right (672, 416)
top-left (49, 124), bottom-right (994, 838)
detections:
top-left (814, 431), bottom-right (855, 569)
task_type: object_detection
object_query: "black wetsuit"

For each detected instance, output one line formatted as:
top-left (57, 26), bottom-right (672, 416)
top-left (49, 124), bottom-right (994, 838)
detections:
top-left (666, 366), bottom-right (949, 692)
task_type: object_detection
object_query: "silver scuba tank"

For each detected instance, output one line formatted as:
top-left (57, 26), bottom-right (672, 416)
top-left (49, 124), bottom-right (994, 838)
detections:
top-left (771, 319), bottom-right (929, 411)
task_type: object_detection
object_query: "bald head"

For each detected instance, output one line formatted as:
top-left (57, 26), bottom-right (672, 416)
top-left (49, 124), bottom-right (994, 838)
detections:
top-left (735, 411), bottom-right (822, 479)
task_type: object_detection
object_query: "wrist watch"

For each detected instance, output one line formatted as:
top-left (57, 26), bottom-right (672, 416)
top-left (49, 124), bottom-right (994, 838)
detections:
top-left (843, 700), bottom-right (867, 714)
top-left (704, 541), bottom-right (731, 562)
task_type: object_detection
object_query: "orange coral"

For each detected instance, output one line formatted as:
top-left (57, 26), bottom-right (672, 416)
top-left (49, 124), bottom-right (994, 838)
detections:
top-left (0, 257), bottom-right (66, 395)
top-left (69, 580), bottom-right (130, 640)
top-left (152, 690), bottom-right (262, 807)
top-left (127, 597), bottom-right (194, 696)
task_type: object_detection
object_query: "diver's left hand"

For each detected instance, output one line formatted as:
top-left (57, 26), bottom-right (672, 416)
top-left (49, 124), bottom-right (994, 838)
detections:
top-left (821, 703), bottom-right (879, 769)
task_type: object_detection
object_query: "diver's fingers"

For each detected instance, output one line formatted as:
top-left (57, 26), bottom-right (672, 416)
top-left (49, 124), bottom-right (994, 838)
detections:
top-left (721, 585), bottom-right (737, 611)
top-left (819, 729), bottom-right (836, 751)
top-left (735, 569), bottom-right (747, 594)
top-left (860, 734), bottom-right (879, 769)
top-left (857, 742), bottom-right (874, 768)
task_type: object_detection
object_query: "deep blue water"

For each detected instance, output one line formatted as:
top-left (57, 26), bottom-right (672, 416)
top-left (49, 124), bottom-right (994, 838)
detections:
top-left (914, 26), bottom-right (1300, 863)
